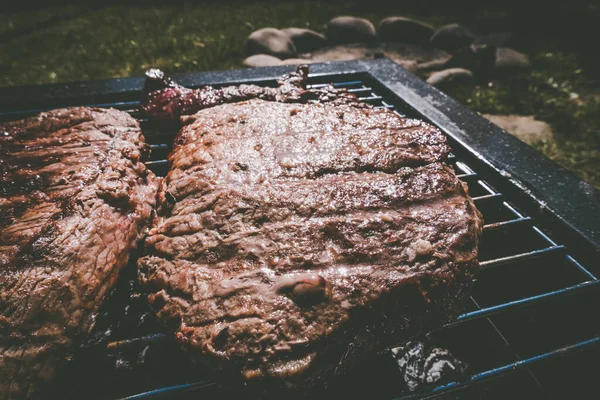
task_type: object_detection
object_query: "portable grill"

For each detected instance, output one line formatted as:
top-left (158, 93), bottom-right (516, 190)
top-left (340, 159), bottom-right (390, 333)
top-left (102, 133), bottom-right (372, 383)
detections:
top-left (0, 59), bottom-right (598, 399)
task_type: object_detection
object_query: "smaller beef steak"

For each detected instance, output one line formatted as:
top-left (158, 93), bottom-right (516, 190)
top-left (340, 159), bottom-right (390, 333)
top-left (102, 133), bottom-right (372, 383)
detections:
top-left (139, 97), bottom-right (483, 392)
top-left (141, 65), bottom-right (363, 122)
top-left (0, 107), bottom-right (158, 399)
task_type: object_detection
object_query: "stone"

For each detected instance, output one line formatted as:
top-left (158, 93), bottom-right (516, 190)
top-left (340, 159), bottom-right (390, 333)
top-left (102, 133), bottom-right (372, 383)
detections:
top-left (243, 54), bottom-right (283, 68)
top-left (280, 58), bottom-right (314, 65)
top-left (300, 43), bottom-right (450, 72)
top-left (326, 16), bottom-right (376, 45)
top-left (426, 68), bottom-right (473, 86)
top-left (444, 44), bottom-right (496, 76)
top-left (483, 114), bottom-right (554, 144)
top-left (282, 27), bottom-right (326, 53)
top-left (246, 28), bottom-right (296, 58)
top-left (430, 24), bottom-right (477, 52)
top-left (378, 17), bottom-right (434, 44)
top-left (495, 48), bottom-right (531, 70)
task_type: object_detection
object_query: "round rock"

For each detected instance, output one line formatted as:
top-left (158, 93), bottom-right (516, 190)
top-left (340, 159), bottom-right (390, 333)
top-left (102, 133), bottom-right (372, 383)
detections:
top-left (444, 44), bottom-right (497, 75)
top-left (430, 24), bottom-right (477, 52)
top-left (301, 43), bottom-right (449, 73)
top-left (495, 48), bottom-right (530, 70)
top-left (246, 28), bottom-right (296, 58)
top-left (378, 17), bottom-right (434, 44)
top-left (243, 54), bottom-right (283, 68)
top-left (282, 27), bottom-right (326, 53)
top-left (426, 68), bottom-right (473, 87)
top-left (326, 16), bottom-right (376, 45)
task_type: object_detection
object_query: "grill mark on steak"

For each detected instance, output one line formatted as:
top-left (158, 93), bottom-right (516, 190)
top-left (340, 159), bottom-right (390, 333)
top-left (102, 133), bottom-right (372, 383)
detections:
top-left (173, 100), bottom-right (440, 151)
top-left (160, 101), bottom-right (449, 208)
top-left (168, 164), bottom-right (461, 219)
top-left (170, 126), bottom-right (447, 179)
top-left (157, 108), bottom-right (449, 209)
top-left (144, 165), bottom-right (470, 265)
top-left (143, 192), bottom-right (476, 279)
top-left (139, 85), bottom-right (483, 393)
top-left (0, 107), bottom-right (158, 399)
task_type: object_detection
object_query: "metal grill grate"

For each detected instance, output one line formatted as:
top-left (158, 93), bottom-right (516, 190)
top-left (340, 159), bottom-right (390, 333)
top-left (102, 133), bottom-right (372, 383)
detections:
top-left (86, 78), bottom-right (598, 400)
top-left (1, 65), bottom-right (598, 399)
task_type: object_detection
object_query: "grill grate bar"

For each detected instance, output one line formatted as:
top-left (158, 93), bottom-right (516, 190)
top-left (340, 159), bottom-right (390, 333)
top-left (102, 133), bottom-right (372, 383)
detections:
top-left (501, 201), bottom-right (525, 218)
top-left (452, 279), bottom-right (599, 326)
top-left (359, 95), bottom-right (384, 102)
top-left (566, 254), bottom-right (597, 281)
top-left (148, 143), bottom-right (170, 150)
top-left (472, 193), bottom-right (503, 203)
top-left (479, 245), bottom-right (566, 268)
top-left (375, 104), bottom-right (396, 109)
top-left (146, 159), bottom-right (168, 167)
top-left (347, 87), bottom-right (374, 95)
top-left (118, 381), bottom-right (216, 400)
top-left (531, 225), bottom-right (560, 247)
top-left (476, 180), bottom-right (498, 195)
top-left (466, 296), bottom-right (545, 391)
top-left (454, 160), bottom-right (474, 173)
top-left (455, 172), bottom-right (478, 180)
top-left (483, 217), bottom-right (532, 231)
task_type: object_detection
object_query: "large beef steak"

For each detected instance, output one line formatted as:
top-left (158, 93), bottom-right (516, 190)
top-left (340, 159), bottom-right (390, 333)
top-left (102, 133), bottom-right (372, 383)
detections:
top-left (0, 107), bottom-right (159, 399)
top-left (138, 97), bottom-right (483, 391)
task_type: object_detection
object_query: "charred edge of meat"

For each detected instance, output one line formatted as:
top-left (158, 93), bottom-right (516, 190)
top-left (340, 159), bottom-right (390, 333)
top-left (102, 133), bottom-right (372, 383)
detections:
top-left (140, 65), bottom-right (364, 122)
top-left (277, 64), bottom-right (309, 89)
top-left (143, 69), bottom-right (181, 98)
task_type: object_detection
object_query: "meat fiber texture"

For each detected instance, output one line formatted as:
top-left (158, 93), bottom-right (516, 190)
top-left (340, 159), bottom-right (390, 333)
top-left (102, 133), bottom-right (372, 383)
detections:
top-left (138, 97), bottom-right (483, 392)
top-left (0, 107), bottom-right (159, 399)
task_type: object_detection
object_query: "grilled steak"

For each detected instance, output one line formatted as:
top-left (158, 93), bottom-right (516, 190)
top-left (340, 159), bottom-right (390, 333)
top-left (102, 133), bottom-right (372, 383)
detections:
top-left (0, 107), bottom-right (159, 399)
top-left (141, 65), bottom-right (363, 122)
top-left (139, 95), bottom-right (483, 391)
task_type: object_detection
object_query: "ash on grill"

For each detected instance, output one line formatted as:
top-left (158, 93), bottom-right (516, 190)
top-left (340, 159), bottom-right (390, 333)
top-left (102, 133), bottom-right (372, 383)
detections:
top-left (392, 337), bottom-right (468, 392)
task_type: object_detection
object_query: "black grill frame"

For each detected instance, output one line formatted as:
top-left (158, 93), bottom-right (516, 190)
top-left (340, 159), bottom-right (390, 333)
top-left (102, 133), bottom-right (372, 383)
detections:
top-left (0, 59), bottom-right (598, 399)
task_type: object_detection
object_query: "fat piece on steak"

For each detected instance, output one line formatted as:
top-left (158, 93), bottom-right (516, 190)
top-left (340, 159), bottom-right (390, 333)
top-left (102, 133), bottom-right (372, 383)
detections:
top-left (139, 94), bottom-right (483, 390)
top-left (0, 107), bottom-right (159, 399)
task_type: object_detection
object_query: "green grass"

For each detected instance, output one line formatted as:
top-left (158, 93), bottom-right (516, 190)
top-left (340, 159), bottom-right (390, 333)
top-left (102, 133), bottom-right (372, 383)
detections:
top-left (444, 51), bottom-right (600, 188)
top-left (1, 1), bottom-right (598, 187)
top-left (0, 2), bottom-right (442, 87)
